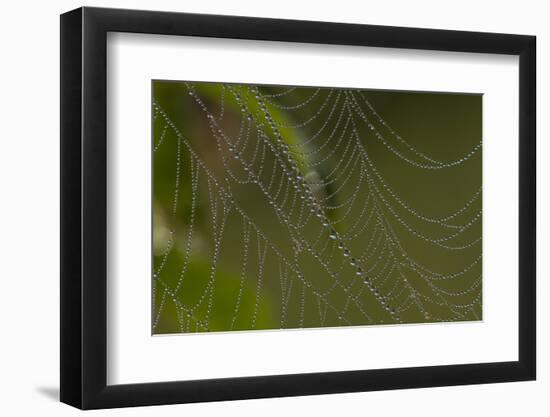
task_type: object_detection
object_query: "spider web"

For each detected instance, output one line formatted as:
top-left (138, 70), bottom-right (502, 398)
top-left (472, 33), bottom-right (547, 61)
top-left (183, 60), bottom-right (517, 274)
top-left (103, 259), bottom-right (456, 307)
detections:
top-left (151, 81), bottom-right (482, 334)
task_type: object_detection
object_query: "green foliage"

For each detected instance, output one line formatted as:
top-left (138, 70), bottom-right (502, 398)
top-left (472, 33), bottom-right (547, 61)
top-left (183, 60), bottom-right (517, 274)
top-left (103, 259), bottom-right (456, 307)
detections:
top-left (152, 81), bottom-right (482, 334)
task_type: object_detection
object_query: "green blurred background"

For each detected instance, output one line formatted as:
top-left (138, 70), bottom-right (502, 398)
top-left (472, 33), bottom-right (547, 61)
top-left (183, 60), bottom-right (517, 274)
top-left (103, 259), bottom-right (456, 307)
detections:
top-left (152, 80), bottom-right (482, 334)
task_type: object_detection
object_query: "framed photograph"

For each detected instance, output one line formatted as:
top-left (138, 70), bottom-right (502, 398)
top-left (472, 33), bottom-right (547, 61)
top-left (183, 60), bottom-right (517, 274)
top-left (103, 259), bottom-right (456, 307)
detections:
top-left (60, 6), bottom-right (536, 409)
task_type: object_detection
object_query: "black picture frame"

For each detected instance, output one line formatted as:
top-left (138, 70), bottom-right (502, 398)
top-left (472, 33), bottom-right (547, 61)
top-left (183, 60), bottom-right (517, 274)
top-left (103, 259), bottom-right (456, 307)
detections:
top-left (60, 6), bottom-right (536, 410)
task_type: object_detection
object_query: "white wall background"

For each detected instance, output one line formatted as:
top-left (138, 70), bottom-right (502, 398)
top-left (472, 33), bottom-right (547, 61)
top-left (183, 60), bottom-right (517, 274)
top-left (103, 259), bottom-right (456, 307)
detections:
top-left (0, 0), bottom-right (545, 415)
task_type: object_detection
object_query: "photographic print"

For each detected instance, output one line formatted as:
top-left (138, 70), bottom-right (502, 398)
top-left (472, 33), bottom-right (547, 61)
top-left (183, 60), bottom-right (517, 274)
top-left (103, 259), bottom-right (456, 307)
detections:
top-left (152, 81), bottom-right (482, 335)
